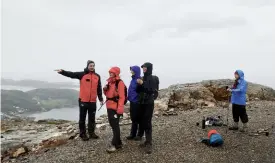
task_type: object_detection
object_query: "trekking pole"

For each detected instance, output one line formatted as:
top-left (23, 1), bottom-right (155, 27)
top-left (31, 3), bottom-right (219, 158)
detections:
top-left (226, 102), bottom-right (229, 134)
top-left (98, 100), bottom-right (107, 111)
top-left (225, 86), bottom-right (230, 134)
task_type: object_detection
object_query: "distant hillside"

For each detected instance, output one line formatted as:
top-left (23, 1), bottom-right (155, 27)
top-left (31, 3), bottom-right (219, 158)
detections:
top-left (1, 78), bottom-right (78, 89)
top-left (1, 88), bottom-right (79, 116)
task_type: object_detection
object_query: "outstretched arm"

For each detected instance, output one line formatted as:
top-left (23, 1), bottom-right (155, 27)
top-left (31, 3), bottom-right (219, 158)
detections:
top-left (56, 69), bottom-right (84, 80)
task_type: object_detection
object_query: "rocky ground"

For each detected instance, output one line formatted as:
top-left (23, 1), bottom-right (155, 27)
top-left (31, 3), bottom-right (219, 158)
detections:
top-left (1, 79), bottom-right (275, 163)
top-left (1, 101), bottom-right (274, 163)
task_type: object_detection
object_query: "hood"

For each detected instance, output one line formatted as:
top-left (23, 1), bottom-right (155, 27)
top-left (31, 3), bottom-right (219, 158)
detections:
top-left (130, 66), bottom-right (141, 79)
top-left (208, 129), bottom-right (218, 138)
top-left (141, 62), bottom-right (153, 76)
top-left (235, 70), bottom-right (244, 80)
top-left (84, 60), bottom-right (95, 73)
top-left (107, 67), bottom-right (121, 82)
top-left (109, 67), bottom-right (120, 76)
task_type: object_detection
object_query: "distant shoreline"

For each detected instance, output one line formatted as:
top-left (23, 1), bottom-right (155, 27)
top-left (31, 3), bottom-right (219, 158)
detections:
top-left (1, 78), bottom-right (79, 89)
top-left (1, 85), bottom-right (79, 91)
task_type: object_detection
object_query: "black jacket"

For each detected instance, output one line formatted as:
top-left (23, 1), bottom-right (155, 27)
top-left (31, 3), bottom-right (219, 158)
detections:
top-left (137, 62), bottom-right (159, 104)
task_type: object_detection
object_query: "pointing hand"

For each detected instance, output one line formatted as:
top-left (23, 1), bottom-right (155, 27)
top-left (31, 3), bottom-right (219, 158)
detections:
top-left (54, 69), bottom-right (63, 73)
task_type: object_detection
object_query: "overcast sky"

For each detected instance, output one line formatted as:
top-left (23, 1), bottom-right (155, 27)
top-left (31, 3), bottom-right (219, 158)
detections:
top-left (2, 0), bottom-right (275, 88)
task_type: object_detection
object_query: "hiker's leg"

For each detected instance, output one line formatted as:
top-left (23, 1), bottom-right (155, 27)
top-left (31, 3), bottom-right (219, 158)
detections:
top-left (230, 104), bottom-right (239, 129)
top-left (107, 109), bottom-right (121, 147)
top-left (113, 112), bottom-right (121, 148)
top-left (79, 102), bottom-right (89, 140)
top-left (79, 102), bottom-right (88, 134)
top-left (138, 104), bottom-right (146, 138)
top-left (131, 102), bottom-right (140, 136)
top-left (142, 103), bottom-right (154, 154)
top-left (87, 102), bottom-right (99, 139)
top-left (116, 114), bottom-right (122, 148)
top-left (239, 105), bottom-right (248, 132)
top-left (107, 109), bottom-right (115, 145)
top-left (143, 103), bottom-right (154, 144)
top-left (127, 102), bottom-right (138, 139)
top-left (137, 103), bottom-right (144, 138)
top-left (135, 105), bottom-right (144, 141)
top-left (239, 105), bottom-right (248, 123)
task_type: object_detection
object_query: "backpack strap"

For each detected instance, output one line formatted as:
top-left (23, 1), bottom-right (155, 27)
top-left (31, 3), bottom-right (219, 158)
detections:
top-left (115, 79), bottom-right (122, 92)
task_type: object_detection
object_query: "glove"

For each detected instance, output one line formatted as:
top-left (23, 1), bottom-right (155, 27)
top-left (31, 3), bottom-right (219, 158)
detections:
top-left (114, 113), bottom-right (123, 119)
top-left (116, 110), bottom-right (123, 119)
top-left (103, 85), bottom-right (108, 91)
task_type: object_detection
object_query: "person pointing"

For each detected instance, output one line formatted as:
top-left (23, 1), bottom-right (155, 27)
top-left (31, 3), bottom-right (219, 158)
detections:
top-left (55, 60), bottom-right (103, 141)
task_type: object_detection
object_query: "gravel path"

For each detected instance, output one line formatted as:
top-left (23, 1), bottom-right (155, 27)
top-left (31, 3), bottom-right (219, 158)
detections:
top-left (9, 101), bottom-right (275, 163)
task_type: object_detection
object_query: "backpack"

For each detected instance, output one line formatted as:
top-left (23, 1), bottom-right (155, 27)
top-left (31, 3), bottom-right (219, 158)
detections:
top-left (115, 79), bottom-right (128, 105)
top-left (201, 130), bottom-right (223, 147)
top-left (152, 75), bottom-right (159, 100)
top-left (209, 134), bottom-right (224, 147)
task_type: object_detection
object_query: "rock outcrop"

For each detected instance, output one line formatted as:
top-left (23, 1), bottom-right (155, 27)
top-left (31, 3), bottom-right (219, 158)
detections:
top-left (0, 112), bottom-right (132, 161)
top-left (155, 79), bottom-right (275, 115)
top-left (1, 118), bottom-right (79, 160)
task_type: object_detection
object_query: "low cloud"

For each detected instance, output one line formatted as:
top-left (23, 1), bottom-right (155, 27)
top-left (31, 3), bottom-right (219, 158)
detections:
top-left (126, 15), bottom-right (246, 41)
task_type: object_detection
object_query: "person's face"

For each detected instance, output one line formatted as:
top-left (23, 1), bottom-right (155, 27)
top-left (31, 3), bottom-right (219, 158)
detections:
top-left (234, 73), bottom-right (239, 79)
top-left (131, 70), bottom-right (135, 76)
top-left (88, 63), bottom-right (95, 72)
top-left (109, 72), bottom-right (115, 78)
top-left (142, 67), bottom-right (147, 73)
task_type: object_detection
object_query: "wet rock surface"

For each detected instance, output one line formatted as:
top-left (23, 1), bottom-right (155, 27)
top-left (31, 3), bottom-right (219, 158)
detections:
top-left (0, 113), bottom-right (132, 161)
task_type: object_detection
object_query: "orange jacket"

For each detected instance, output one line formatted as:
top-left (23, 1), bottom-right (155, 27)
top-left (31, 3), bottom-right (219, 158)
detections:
top-left (60, 70), bottom-right (103, 103)
top-left (79, 73), bottom-right (101, 102)
top-left (104, 67), bottom-right (125, 114)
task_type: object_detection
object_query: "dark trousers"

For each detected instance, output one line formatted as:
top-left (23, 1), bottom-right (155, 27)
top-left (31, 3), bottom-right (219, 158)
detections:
top-left (139, 103), bottom-right (154, 144)
top-left (232, 104), bottom-right (248, 123)
top-left (129, 102), bottom-right (144, 137)
top-left (107, 109), bottom-right (122, 147)
top-left (79, 101), bottom-right (97, 135)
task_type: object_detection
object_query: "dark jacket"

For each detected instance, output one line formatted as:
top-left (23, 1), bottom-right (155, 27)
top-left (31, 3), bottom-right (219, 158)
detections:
top-left (137, 62), bottom-right (158, 104)
top-left (128, 66), bottom-right (141, 103)
top-left (59, 61), bottom-right (103, 102)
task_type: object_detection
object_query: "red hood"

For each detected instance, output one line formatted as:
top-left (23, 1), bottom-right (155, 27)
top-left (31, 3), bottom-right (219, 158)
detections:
top-left (107, 67), bottom-right (120, 82)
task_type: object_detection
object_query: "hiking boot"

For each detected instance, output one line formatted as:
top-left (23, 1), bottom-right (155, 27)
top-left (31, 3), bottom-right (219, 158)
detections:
top-left (145, 144), bottom-right (152, 154)
top-left (229, 126), bottom-right (239, 130)
top-left (139, 141), bottom-right (149, 148)
top-left (89, 133), bottom-right (99, 139)
top-left (240, 123), bottom-right (248, 132)
top-left (80, 134), bottom-right (89, 141)
top-left (116, 144), bottom-right (123, 149)
top-left (134, 136), bottom-right (142, 141)
top-left (126, 135), bottom-right (135, 140)
top-left (229, 122), bottom-right (239, 130)
top-left (106, 145), bottom-right (117, 153)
